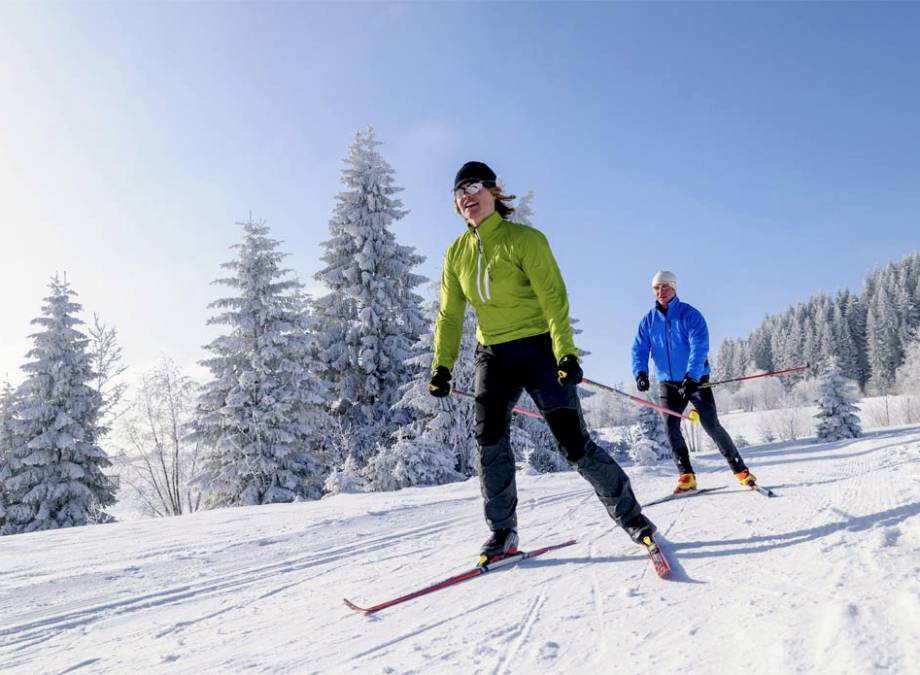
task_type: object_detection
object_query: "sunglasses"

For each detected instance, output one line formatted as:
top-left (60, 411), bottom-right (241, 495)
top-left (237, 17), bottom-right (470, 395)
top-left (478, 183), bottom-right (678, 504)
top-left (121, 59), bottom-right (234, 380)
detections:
top-left (453, 181), bottom-right (493, 199)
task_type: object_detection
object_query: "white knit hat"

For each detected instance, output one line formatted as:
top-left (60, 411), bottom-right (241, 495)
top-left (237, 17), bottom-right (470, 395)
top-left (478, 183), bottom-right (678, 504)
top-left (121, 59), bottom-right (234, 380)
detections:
top-left (651, 270), bottom-right (677, 289)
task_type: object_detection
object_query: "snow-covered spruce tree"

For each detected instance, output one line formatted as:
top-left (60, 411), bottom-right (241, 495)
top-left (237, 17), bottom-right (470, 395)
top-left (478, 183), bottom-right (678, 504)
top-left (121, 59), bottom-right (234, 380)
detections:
top-left (814, 359), bottom-right (862, 442)
top-left (312, 127), bottom-right (427, 481)
top-left (193, 220), bottom-right (329, 507)
top-left (847, 289), bottom-right (871, 392)
top-left (895, 332), bottom-right (920, 395)
top-left (512, 191), bottom-right (535, 226)
top-left (628, 404), bottom-right (669, 466)
top-left (637, 404), bottom-right (669, 456)
top-left (366, 429), bottom-right (462, 492)
top-left (0, 277), bottom-right (116, 535)
top-left (866, 282), bottom-right (903, 395)
top-left (0, 379), bottom-right (18, 520)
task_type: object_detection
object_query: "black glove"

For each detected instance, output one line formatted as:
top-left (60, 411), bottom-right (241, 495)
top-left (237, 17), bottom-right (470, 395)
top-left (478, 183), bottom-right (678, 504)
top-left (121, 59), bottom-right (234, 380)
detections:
top-left (428, 366), bottom-right (452, 398)
top-left (636, 371), bottom-right (650, 392)
top-left (557, 354), bottom-right (583, 386)
top-left (679, 374), bottom-right (699, 398)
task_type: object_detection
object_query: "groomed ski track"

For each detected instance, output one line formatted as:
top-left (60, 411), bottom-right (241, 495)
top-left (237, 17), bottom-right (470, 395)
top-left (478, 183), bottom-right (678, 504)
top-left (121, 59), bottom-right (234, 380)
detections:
top-left (1, 427), bottom-right (918, 674)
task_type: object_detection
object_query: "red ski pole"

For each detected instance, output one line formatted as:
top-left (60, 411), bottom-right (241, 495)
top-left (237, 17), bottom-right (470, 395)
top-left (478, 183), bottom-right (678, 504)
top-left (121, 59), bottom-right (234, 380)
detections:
top-left (581, 378), bottom-right (700, 423)
top-left (700, 364), bottom-right (809, 389)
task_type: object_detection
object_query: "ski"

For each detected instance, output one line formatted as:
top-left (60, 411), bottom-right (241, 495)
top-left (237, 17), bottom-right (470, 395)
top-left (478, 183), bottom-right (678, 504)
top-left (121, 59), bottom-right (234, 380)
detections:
top-left (343, 539), bottom-right (577, 615)
top-left (642, 535), bottom-right (671, 579)
top-left (642, 485), bottom-right (727, 508)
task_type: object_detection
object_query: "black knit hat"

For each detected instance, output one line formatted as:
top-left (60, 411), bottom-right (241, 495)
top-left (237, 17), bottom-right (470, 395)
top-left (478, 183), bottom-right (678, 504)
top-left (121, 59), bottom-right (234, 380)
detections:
top-left (454, 161), bottom-right (497, 189)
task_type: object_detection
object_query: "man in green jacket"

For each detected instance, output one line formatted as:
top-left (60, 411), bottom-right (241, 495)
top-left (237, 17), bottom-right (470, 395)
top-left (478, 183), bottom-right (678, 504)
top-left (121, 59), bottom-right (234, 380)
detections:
top-left (429, 160), bottom-right (655, 564)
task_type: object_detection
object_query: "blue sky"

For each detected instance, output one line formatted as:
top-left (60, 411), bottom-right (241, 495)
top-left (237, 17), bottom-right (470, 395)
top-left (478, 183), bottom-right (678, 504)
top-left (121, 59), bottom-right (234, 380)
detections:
top-left (1, 1), bottom-right (918, 387)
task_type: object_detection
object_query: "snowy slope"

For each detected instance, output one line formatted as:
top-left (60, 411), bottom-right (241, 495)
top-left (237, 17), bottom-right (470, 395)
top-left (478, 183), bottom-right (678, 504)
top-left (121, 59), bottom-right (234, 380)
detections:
top-left (1, 427), bottom-right (919, 674)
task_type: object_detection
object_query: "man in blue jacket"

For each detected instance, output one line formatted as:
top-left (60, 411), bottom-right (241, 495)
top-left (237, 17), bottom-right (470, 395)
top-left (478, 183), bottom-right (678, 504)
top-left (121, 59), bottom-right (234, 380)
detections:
top-left (631, 270), bottom-right (756, 494)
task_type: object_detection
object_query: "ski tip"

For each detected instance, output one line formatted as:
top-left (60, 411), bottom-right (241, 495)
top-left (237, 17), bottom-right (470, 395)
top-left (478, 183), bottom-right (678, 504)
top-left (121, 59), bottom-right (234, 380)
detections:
top-left (751, 484), bottom-right (777, 497)
top-left (343, 598), bottom-right (370, 614)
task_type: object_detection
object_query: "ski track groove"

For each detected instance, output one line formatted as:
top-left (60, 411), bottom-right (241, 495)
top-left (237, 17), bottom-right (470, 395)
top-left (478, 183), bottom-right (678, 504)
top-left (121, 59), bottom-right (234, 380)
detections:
top-left (490, 585), bottom-right (548, 675)
top-left (344, 598), bottom-right (504, 665)
top-left (587, 540), bottom-right (607, 660)
top-left (0, 511), bottom-right (488, 648)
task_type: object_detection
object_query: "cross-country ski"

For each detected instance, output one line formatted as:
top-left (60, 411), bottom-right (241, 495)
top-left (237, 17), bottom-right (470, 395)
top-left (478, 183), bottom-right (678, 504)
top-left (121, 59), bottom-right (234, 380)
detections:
top-left (343, 539), bottom-right (577, 614)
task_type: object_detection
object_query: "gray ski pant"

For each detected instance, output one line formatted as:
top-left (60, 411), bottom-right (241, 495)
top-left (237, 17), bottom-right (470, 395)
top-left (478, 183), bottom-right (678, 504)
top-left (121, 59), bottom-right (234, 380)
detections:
top-left (658, 378), bottom-right (748, 475)
top-left (473, 333), bottom-right (641, 532)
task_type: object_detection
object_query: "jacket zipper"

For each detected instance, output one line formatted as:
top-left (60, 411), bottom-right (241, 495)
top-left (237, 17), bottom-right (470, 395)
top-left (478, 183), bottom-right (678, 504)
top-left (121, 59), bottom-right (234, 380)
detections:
top-left (472, 228), bottom-right (491, 303)
top-left (665, 316), bottom-right (674, 381)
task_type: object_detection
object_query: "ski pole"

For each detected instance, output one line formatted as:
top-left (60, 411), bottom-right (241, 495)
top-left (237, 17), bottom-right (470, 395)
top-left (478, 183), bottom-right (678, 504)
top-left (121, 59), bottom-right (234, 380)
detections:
top-left (702, 364), bottom-right (809, 388)
top-left (662, 364), bottom-right (810, 390)
top-left (580, 378), bottom-right (700, 423)
top-left (450, 388), bottom-right (545, 420)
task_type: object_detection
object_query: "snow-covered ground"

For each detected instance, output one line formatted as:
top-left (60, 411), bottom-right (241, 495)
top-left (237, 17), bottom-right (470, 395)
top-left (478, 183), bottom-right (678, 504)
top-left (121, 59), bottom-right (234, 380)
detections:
top-left (2, 427), bottom-right (919, 674)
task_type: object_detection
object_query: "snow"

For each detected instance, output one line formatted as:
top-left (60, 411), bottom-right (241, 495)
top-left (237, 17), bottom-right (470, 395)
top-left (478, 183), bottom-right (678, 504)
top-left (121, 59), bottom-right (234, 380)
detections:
top-left (2, 426), bottom-right (919, 673)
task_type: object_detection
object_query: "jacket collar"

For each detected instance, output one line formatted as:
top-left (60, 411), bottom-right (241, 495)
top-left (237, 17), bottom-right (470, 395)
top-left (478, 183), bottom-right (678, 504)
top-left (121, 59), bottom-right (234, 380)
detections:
top-left (655, 296), bottom-right (681, 316)
top-left (467, 211), bottom-right (503, 240)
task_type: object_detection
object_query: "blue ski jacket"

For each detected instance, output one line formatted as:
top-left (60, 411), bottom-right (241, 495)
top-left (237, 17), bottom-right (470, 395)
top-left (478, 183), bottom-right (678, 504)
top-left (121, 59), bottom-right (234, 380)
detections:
top-left (631, 296), bottom-right (711, 382)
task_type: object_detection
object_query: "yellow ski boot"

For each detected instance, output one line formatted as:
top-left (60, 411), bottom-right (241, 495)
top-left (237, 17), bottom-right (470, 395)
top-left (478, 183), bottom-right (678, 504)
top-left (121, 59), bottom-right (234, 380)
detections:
top-left (673, 472), bottom-right (697, 494)
top-left (735, 469), bottom-right (757, 487)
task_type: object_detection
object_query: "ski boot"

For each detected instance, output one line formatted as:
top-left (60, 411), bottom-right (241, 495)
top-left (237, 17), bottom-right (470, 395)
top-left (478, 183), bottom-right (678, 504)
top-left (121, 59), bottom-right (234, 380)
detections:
top-left (735, 469), bottom-right (757, 487)
top-left (477, 528), bottom-right (519, 567)
top-left (673, 472), bottom-right (697, 494)
top-left (624, 513), bottom-right (657, 546)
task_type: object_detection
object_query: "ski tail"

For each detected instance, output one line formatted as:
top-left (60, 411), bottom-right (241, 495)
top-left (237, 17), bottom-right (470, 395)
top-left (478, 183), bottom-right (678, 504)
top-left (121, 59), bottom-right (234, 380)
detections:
top-left (642, 535), bottom-right (671, 579)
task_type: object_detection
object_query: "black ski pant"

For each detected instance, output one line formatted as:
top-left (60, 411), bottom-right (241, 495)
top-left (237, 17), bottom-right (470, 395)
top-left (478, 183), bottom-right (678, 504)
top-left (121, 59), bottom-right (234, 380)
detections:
top-left (474, 332), bottom-right (642, 532)
top-left (658, 377), bottom-right (747, 475)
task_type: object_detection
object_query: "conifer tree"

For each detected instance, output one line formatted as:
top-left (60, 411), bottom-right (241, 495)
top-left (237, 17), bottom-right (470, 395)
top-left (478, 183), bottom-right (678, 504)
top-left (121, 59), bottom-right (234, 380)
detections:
top-left (1, 277), bottom-right (116, 534)
top-left (866, 286), bottom-right (902, 394)
top-left (814, 359), bottom-right (862, 442)
top-left (714, 339), bottom-right (737, 383)
top-left (0, 380), bottom-right (18, 521)
top-left (629, 403), bottom-right (669, 465)
top-left (846, 291), bottom-right (870, 391)
top-left (312, 127), bottom-right (427, 478)
top-left (895, 332), bottom-right (920, 396)
top-left (366, 430), bottom-right (463, 492)
top-left (194, 221), bottom-right (329, 507)
top-left (512, 191), bottom-right (535, 226)
top-left (831, 300), bottom-right (860, 382)
top-left (748, 323), bottom-right (773, 372)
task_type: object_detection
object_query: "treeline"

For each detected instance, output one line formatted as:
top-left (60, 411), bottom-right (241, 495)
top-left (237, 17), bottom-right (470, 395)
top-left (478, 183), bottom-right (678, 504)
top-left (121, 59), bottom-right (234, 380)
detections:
top-left (715, 253), bottom-right (920, 394)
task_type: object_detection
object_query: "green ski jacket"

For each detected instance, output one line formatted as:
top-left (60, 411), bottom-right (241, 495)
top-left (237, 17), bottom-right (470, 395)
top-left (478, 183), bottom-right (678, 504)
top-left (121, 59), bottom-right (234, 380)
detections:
top-left (433, 211), bottom-right (578, 371)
